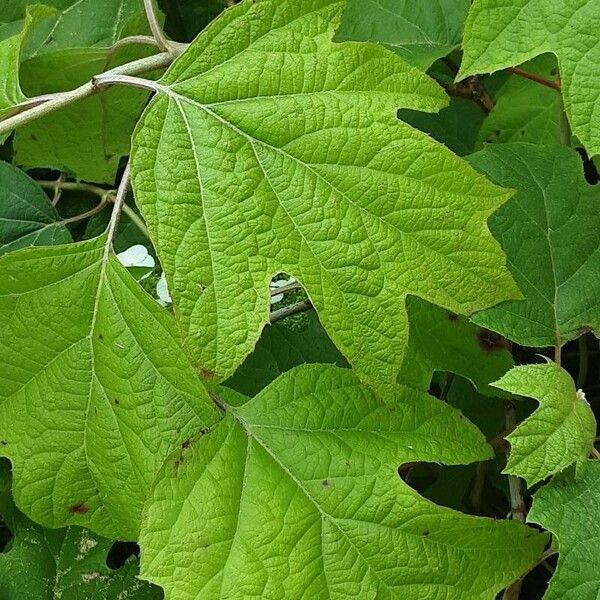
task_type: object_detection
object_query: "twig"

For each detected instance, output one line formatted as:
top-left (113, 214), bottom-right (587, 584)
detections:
top-left (106, 165), bottom-right (131, 253)
top-left (507, 67), bottom-right (561, 91)
top-left (0, 51), bottom-right (174, 138)
top-left (60, 196), bottom-right (111, 225)
top-left (502, 403), bottom-right (526, 600)
top-left (270, 300), bottom-right (312, 323)
top-left (554, 344), bottom-right (562, 366)
top-left (38, 178), bottom-right (150, 239)
top-left (441, 58), bottom-right (494, 114)
top-left (144, 0), bottom-right (169, 53)
top-left (270, 281), bottom-right (302, 297)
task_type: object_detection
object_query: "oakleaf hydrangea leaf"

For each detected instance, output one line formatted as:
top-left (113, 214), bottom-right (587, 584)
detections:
top-left (0, 161), bottom-right (71, 255)
top-left (398, 296), bottom-right (513, 396)
top-left (0, 480), bottom-right (161, 600)
top-left (335, 0), bottom-right (470, 70)
top-left (468, 144), bottom-right (600, 347)
top-left (140, 364), bottom-right (547, 599)
top-left (493, 362), bottom-right (596, 487)
top-left (459, 0), bottom-right (600, 156)
top-left (0, 237), bottom-right (218, 540)
top-left (528, 461), bottom-right (600, 600)
top-left (131, 0), bottom-right (519, 396)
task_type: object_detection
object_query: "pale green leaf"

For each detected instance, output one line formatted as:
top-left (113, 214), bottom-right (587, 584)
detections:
top-left (468, 143), bottom-right (600, 347)
top-left (334, 0), bottom-right (470, 70)
top-left (131, 0), bottom-right (519, 396)
top-left (493, 362), bottom-right (596, 487)
top-left (140, 364), bottom-right (547, 599)
top-left (477, 55), bottom-right (562, 148)
top-left (0, 237), bottom-right (218, 540)
top-left (0, 161), bottom-right (71, 255)
top-left (459, 0), bottom-right (600, 156)
top-left (0, 483), bottom-right (161, 600)
top-left (529, 461), bottom-right (600, 600)
top-left (398, 296), bottom-right (513, 395)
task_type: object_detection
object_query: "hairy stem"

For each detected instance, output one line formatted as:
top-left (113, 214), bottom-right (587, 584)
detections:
top-left (0, 51), bottom-right (174, 138)
top-left (106, 164), bottom-right (132, 253)
top-left (144, 0), bottom-right (169, 53)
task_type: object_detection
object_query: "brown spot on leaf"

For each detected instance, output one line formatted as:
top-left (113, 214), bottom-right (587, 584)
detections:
top-left (98, 333), bottom-right (103, 340)
top-left (0, 440), bottom-right (7, 446)
top-left (114, 398), bottom-right (119, 405)
top-left (447, 311), bottom-right (458, 321)
top-left (422, 530), bottom-right (430, 537)
top-left (201, 368), bottom-right (215, 381)
top-left (69, 503), bottom-right (89, 515)
top-left (181, 439), bottom-right (191, 450)
top-left (321, 480), bottom-right (330, 488)
top-left (477, 330), bottom-right (510, 352)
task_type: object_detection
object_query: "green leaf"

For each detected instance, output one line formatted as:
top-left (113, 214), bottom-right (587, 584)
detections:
top-left (15, 45), bottom-right (157, 183)
top-left (468, 143), bottom-right (600, 347)
top-left (398, 297), bottom-right (513, 396)
top-left (131, 0), bottom-right (519, 396)
top-left (399, 96), bottom-right (486, 156)
top-left (8, 0), bottom-right (147, 57)
top-left (529, 461), bottom-right (600, 600)
top-left (140, 364), bottom-right (547, 599)
top-left (0, 237), bottom-right (218, 540)
top-left (459, 0), bottom-right (600, 156)
top-left (226, 311), bottom-right (347, 397)
top-left (0, 484), bottom-right (161, 600)
top-left (0, 6), bottom-right (55, 119)
top-left (0, 161), bottom-right (71, 255)
top-left (477, 55), bottom-right (562, 148)
top-left (334, 0), bottom-right (470, 70)
top-left (493, 362), bottom-right (596, 487)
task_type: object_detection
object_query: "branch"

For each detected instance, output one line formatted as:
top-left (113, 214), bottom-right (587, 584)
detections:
top-left (507, 67), bottom-right (561, 91)
top-left (270, 300), bottom-right (312, 323)
top-left (441, 58), bottom-right (494, 114)
top-left (0, 51), bottom-right (174, 138)
top-left (60, 196), bottom-right (110, 225)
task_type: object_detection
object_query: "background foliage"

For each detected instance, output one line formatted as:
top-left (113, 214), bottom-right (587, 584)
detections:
top-left (0, 0), bottom-right (599, 598)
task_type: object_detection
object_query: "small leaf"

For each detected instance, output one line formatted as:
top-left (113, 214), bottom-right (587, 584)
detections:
top-left (140, 364), bottom-right (547, 599)
top-left (0, 161), bottom-right (71, 255)
top-left (335, 0), bottom-right (471, 70)
top-left (493, 362), bottom-right (596, 487)
top-left (0, 237), bottom-right (218, 539)
top-left (529, 461), bottom-right (600, 600)
top-left (459, 0), bottom-right (600, 155)
top-left (131, 0), bottom-right (519, 396)
top-left (468, 143), bottom-right (600, 347)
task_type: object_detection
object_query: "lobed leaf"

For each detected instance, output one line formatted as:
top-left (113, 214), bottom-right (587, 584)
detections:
top-left (140, 364), bottom-right (547, 599)
top-left (0, 237), bottom-right (218, 540)
top-left (131, 0), bottom-right (519, 396)
top-left (493, 362), bottom-right (596, 487)
top-left (469, 143), bottom-right (600, 347)
top-left (459, 0), bottom-right (600, 156)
